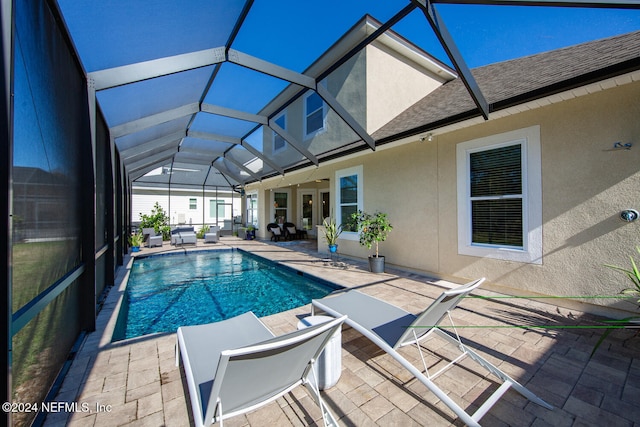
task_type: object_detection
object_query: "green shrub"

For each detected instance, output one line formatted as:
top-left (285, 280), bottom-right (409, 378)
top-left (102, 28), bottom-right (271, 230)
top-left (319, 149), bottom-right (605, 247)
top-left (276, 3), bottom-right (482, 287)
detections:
top-left (350, 210), bottom-right (393, 257)
top-left (139, 202), bottom-right (170, 240)
top-left (196, 225), bottom-right (210, 239)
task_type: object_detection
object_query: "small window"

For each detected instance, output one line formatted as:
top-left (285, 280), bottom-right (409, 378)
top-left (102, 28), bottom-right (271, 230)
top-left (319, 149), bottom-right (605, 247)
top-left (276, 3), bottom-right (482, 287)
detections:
top-left (189, 198), bottom-right (197, 210)
top-left (335, 165), bottom-right (363, 235)
top-left (457, 126), bottom-right (542, 264)
top-left (272, 112), bottom-right (287, 153)
top-left (246, 193), bottom-right (258, 227)
top-left (304, 91), bottom-right (325, 138)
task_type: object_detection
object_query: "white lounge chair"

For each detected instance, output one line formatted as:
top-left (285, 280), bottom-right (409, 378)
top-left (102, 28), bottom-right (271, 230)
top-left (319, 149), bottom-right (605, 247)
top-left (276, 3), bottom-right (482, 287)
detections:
top-left (176, 312), bottom-right (347, 427)
top-left (311, 278), bottom-right (552, 427)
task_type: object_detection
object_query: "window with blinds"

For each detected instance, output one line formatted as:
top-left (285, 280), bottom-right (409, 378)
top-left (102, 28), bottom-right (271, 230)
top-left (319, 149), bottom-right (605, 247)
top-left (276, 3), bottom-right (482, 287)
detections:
top-left (339, 174), bottom-right (358, 231)
top-left (335, 165), bottom-right (363, 237)
top-left (469, 143), bottom-right (523, 248)
top-left (457, 126), bottom-right (541, 264)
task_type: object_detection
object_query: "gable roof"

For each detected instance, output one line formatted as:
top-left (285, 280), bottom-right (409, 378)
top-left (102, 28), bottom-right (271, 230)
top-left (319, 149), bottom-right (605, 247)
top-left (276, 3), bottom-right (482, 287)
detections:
top-left (373, 30), bottom-right (640, 143)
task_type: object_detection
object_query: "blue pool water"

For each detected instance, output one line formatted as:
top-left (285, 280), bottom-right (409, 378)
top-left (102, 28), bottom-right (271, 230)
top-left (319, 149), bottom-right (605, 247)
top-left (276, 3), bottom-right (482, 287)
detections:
top-left (113, 249), bottom-right (338, 341)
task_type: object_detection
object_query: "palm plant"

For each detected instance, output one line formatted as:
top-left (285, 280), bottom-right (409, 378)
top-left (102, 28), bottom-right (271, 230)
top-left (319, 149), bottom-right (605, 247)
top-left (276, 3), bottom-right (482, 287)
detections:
top-left (605, 246), bottom-right (640, 305)
top-left (591, 247), bottom-right (640, 357)
top-left (129, 232), bottom-right (144, 248)
top-left (322, 217), bottom-right (342, 247)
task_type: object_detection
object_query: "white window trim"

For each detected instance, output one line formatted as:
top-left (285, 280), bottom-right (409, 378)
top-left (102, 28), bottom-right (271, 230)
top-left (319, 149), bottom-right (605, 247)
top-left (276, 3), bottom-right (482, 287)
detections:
top-left (270, 188), bottom-right (291, 225)
top-left (272, 111), bottom-right (287, 153)
top-left (246, 190), bottom-right (259, 227)
top-left (303, 91), bottom-right (326, 140)
top-left (335, 165), bottom-right (363, 242)
top-left (456, 125), bottom-right (542, 264)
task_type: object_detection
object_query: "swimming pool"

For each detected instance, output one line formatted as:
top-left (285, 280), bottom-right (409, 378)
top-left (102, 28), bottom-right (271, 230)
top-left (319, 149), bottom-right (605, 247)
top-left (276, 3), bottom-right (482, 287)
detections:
top-left (112, 249), bottom-right (339, 341)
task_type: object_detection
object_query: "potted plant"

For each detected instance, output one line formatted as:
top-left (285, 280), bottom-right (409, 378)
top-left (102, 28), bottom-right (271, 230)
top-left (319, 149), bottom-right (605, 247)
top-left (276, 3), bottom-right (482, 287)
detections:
top-left (246, 225), bottom-right (256, 240)
top-left (351, 210), bottom-right (393, 273)
top-left (322, 217), bottom-right (342, 253)
top-left (129, 232), bottom-right (144, 252)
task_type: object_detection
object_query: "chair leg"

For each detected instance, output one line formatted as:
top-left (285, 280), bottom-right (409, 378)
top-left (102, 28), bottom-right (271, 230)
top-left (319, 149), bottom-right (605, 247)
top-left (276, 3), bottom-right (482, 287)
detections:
top-left (432, 328), bottom-right (553, 411)
top-left (303, 375), bottom-right (339, 427)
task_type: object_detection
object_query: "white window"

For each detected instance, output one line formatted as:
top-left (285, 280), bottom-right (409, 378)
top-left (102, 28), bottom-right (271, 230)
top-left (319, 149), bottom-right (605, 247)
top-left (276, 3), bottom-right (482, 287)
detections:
top-left (457, 126), bottom-right (542, 264)
top-left (189, 198), bottom-right (197, 210)
top-left (271, 190), bottom-right (290, 224)
top-left (304, 91), bottom-right (326, 138)
top-left (246, 192), bottom-right (258, 227)
top-left (272, 112), bottom-right (287, 153)
top-left (335, 165), bottom-right (363, 239)
top-left (209, 199), bottom-right (225, 219)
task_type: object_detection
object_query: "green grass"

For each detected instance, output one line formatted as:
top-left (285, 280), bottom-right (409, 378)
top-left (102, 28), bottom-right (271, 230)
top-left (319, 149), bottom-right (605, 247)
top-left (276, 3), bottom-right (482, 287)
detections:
top-left (12, 241), bottom-right (80, 312)
top-left (11, 241), bottom-right (82, 421)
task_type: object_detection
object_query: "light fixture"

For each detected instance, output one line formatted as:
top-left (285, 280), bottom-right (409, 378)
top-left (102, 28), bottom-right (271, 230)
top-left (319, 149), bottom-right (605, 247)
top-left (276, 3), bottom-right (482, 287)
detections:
top-left (620, 209), bottom-right (639, 222)
top-left (420, 133), bottom-right (433, 143)
top-left (614, 142), bottom-right (632, 150)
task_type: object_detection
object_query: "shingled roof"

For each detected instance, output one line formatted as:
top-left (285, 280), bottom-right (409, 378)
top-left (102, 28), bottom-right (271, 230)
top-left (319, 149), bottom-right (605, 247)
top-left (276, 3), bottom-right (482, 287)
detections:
top-left (373, 30), bottom-right (640, 143)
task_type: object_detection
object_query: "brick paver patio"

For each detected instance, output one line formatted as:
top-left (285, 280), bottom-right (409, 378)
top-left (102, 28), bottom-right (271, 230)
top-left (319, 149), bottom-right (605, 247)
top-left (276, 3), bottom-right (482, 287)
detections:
top-left (43, 238), bottom-right (639, 426)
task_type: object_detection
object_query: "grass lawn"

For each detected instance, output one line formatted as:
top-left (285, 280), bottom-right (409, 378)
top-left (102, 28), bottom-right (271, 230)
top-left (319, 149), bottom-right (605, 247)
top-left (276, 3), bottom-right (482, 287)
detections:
top-left (11, 241), bottom-right (82, 425)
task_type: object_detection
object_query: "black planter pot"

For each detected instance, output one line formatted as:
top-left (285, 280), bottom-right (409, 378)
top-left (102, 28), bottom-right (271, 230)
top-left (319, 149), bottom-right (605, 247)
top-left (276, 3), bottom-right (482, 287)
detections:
top-left (368, 255), bottom-right (385, 273)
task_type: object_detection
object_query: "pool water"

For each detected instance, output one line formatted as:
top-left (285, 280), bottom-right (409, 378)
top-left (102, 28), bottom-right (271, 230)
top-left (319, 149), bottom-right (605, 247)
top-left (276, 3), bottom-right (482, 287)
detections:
top-left (113, 250), bottom-right (338, 341)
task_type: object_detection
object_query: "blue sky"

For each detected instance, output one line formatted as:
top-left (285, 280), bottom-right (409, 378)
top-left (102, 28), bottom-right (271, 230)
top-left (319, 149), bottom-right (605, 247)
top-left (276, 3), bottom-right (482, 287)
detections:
top-left (226, 1), bottom-right (640, 117)
top-left (21, 1), bottom-right (640, 171)
top-left (234, 1), bottom-right (640, 70)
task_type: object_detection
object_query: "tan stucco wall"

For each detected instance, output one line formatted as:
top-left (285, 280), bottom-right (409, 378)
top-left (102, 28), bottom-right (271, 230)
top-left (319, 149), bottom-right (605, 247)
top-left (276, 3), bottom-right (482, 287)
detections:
top-left (261, 51), bottom-right (367, 167)
top-left (366, 42), bottom-right (448, 133)
top-left (251, 79), bottom-right (640, 315)
top-left (260, 43), bottom-right (447, 162)
top-left (435, 82), bottom-right (640, 313)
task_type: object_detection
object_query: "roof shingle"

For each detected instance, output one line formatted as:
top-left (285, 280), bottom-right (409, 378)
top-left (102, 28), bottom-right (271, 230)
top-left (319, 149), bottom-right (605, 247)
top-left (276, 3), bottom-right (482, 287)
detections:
top-left (373, 30), bottom-right (640, 142)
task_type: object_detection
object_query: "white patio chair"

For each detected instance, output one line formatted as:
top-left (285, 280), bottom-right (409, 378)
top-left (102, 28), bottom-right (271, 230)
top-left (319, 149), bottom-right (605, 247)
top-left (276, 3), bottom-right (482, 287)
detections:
top-left (311, 278), bottom-right (552, 427)
top-left (204, 225), bottom-right (219, 243)
top-left (142, 227), bottom-right (162, 247)
top-left (176, 312), bottom-right (347, 427)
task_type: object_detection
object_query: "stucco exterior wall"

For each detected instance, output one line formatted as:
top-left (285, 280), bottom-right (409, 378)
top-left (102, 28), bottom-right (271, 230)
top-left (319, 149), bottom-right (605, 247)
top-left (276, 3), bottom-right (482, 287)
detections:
top-left (435, 82), bottom-right (640, 312)
top-left (259, 42), bottom-right (447, 166)
top-left (251, 78), bottom-right (640, 315)
top-left (366, 42), bottom-right (448, 133)
top-left (261, 51), bottom-right (367, 168)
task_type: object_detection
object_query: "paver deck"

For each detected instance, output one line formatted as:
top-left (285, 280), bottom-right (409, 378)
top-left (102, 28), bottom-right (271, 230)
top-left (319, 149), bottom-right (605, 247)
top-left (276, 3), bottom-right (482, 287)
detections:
top-left (43, 237), bottom-right (640, 426)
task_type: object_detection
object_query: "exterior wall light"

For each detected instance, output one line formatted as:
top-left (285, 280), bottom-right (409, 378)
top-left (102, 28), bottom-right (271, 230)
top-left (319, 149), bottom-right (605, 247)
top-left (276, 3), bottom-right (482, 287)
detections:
top-left (420, 133), bottom-right (433, 143)
top-left (620, 209), bottom-right (639, 222)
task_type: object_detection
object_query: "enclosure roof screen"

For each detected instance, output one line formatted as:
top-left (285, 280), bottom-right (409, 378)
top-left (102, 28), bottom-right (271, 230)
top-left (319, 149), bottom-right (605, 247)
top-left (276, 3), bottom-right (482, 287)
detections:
top-left (55, 0), bottom-right (640, 188)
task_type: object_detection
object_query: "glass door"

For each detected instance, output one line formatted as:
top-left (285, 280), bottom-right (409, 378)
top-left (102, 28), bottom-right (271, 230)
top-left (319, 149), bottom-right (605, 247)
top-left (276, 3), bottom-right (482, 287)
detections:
top-left (298, 190), bottom-right (315, 233)
top-left (320, 190), bottom-right (330, 222)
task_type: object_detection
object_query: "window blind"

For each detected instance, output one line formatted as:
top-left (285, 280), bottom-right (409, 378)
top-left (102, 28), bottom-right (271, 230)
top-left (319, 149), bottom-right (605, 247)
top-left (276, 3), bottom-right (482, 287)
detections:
top-left (469, 144), bottom-right (523, 247)
top-left (340, 174), bottom-right (357, 231)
